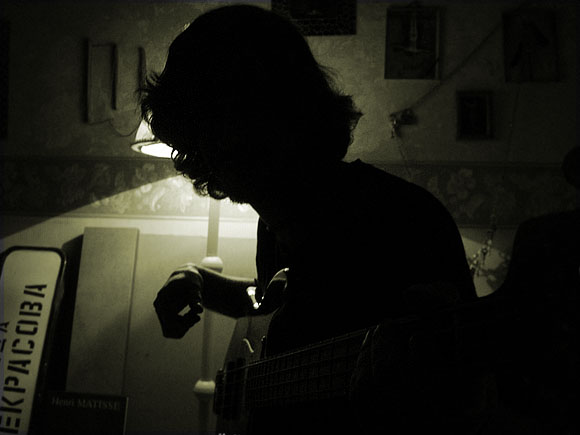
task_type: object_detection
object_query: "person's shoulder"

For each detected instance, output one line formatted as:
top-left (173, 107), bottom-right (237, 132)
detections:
top-left (346, 159), bottom-right (413, 193)
top-left (346, 159), bottom-right (402, 182)
top-left (517, 208), bottom-right (579, 231)
top-left (345, 159), bottom-right (447, 211)
top-left (515, 208), bottom-right (580, 244)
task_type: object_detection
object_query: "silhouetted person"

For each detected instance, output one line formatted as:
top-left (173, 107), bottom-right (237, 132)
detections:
top-left (496, 146), bottom-right (579, 434)
top-left (141, 5), bottom-right (475, 434)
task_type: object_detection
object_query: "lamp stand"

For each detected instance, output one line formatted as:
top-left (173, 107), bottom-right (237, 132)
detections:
top-left (193, 199), bottom-right (222, 433)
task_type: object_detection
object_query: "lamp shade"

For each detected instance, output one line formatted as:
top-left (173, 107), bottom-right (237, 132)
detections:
top-left (131, 120), bottom-right (173, 159)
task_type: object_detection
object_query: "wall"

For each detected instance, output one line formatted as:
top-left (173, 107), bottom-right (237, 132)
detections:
top-left (0, 0), bottom-right (577, 433)
top-left (1, 0), bottom-right (576, 231)
top-left (0, 1), bottom-right (576, 161)
top-left (1, 214), bottom-right (258, 434)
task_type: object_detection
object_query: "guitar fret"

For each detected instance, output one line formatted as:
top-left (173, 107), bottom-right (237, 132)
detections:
top-left (214, 328), bottom-right (369, 418)
top-left (216, 292), bottom-right (517, 423)
top-left (241, 330), bottom-right (367, 409)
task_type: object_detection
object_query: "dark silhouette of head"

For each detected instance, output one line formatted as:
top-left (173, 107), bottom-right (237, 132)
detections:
top-left (141, 5), bottom-right (361, 203)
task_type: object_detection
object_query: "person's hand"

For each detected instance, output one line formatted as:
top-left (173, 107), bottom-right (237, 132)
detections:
top-left (154, 264), bottom-right (204, 338)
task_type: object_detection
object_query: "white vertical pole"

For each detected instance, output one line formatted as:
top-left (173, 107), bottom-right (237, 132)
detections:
top-left (194, 198), bottom-right (222, 434)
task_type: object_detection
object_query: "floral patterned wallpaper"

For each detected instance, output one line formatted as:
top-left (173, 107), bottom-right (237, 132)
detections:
top-left (380, 162), bottom-right (576, 226)
top-left (1, 156), bottom-right (575, 227)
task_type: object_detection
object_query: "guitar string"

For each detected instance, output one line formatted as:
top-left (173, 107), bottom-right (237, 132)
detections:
top-left (215, 332), bottom-right (367, 413)
top-left (222, 327), bottom-right (369, 375)
top-left (218, 364), bottom-right (358, 410)
top-left (215, 315), bottom-right (428, 413)
top-left (223, 329), bottom-right (367, 380)
top-left (218, 343), bottom-right (362, 397)
top-left (215, 298), bottom-right (511, 413)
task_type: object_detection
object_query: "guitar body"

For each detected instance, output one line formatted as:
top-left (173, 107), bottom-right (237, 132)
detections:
top-left (211, 272), bottom-right (528, 435)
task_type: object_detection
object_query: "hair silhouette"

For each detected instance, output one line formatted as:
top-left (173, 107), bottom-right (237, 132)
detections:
top-left (141, 5), bottom-right (361, 201)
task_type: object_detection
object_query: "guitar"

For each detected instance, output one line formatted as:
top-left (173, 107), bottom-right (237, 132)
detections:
top-left (213, 270), bottom-right (516, 434)
top-left (214, 315), bottom-right (368, 433)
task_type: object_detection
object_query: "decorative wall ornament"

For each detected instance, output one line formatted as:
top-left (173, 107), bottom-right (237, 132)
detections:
top-left (467, 217), bottom-right (497, 277)
top-left (272, 0), bottom-right (356, 36)
top-left (85, 40), bottom-right (146, 125)
top-left (85, 40), bottom-right (118, 124)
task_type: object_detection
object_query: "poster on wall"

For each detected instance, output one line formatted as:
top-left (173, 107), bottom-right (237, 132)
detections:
top-left (503, 9), bottom-right (559, 82)
top-left (385, 6), bottom-right (440, 79)
top-left (42, 391), bottom-right (128, 435)
top-left (0, 247), bottom-right (65, 434)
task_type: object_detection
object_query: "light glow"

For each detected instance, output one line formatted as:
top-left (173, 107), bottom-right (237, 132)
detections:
top-left (131, 120), bottom-right (173, 158)
top-left (131, 142), bottom-right (174, 159)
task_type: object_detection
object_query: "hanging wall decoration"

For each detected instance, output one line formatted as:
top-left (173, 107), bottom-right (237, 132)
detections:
top-left (85, 40), bottom-right (146, 125)
top-left (385, 5), bottom-right (440, 79)
top-left (85, 39), bottom-right (118, 124)
top-left (503, 9), bottom-right (559, 82)
top-left (271, 0), bottom-right (356, 36)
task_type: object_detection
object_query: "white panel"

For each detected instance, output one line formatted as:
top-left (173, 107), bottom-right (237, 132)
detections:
top-left (66, 227), bottom-right (139, 395)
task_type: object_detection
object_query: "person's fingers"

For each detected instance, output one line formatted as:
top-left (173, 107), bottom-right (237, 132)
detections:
top-left (154, 269), bottom-right (204, 338)
top-left (162, 325), bottom-right (188, 339)
top-left (189, 302), bottom-right (204, 314)
top-left (182, 309), bottom-right (202, 326)
top-left (155, 284), bottom-right (200, 314)
top-left (161, 318), bottom-right (196, 338)
top-left (157, 304), bottom-right (202, 338)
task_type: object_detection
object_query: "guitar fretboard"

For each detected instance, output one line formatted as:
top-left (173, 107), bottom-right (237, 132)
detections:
top-left (214, 329), bottom-right (368, 418)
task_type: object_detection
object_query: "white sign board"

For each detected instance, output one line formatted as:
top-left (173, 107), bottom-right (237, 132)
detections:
top-left (0, 247), bottom-right (64, 434)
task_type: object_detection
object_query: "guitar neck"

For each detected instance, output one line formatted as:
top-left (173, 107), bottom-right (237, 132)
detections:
top-left (214, 328), bottom-right (368, 418)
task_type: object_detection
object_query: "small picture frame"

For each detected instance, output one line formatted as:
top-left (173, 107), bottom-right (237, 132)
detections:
top-left (271, 0), bottom-right (356, 36)
top-left (503, 9), bottom-right (558, 82)
top-left (85, 39), bottom-right (118, 124)
top-left (456, 91), bottom-right (493, 140)
top-left (385, 6), bottom-right (440, 79)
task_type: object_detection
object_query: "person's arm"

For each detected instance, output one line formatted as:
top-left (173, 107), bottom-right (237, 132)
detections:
top-left (196, 265), bottom-right (257, 316)
top-left (153, 263), bottom-right (256, 338)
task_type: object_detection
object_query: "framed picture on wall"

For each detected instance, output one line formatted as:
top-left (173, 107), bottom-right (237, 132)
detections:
top-left (271, 0), bottom-right (356, 35)
top-left (385, 6), bottom-right (440, 79)
top-left (456, 91), bottom-right (493, 140)
top-left (85, 39), bottom-right (118, 124)
top-left (503, 9), bottom-right (559, 82)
